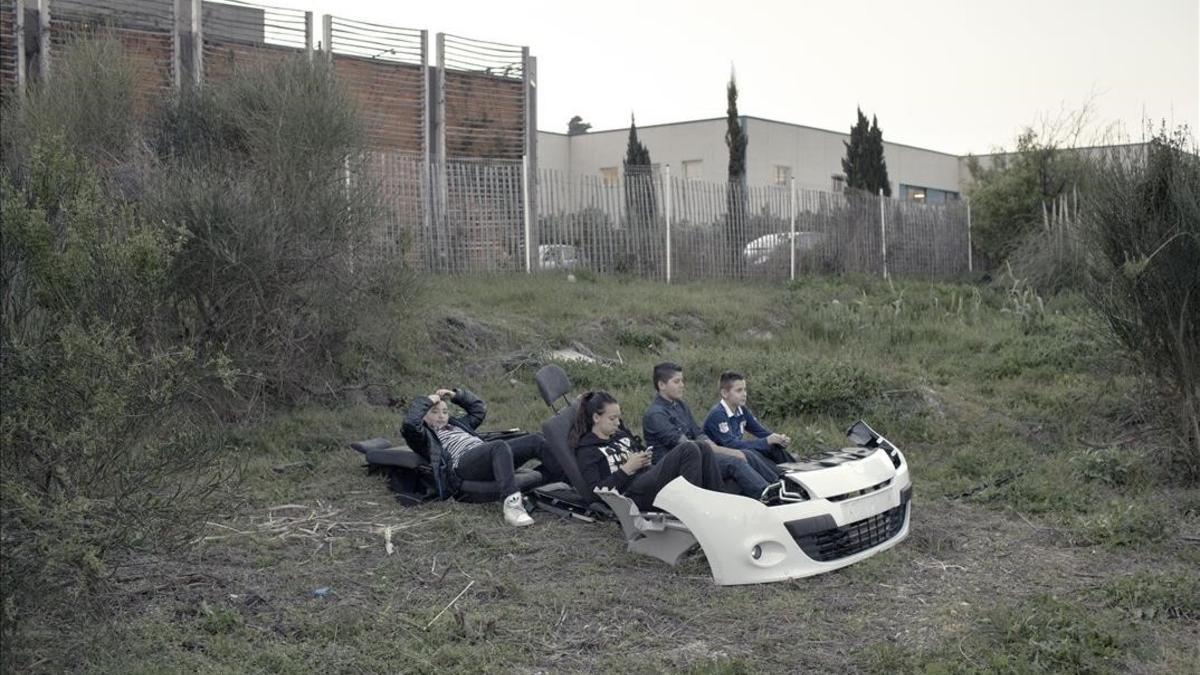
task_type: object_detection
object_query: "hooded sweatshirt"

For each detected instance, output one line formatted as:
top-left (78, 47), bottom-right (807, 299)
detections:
top-left (575, 427), bottom-right (649, 494)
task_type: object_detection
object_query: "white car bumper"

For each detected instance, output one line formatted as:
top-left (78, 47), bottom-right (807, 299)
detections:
top-left (654, 447), bottom-right (912, 586)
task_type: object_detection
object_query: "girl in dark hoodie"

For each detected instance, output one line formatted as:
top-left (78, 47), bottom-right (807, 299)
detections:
top-left (571, 390), bottom-right (723, 511)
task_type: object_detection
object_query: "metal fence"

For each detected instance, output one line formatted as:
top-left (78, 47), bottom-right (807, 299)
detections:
top-left (201, 0), bottom-right (310, 84)
top-left (9, 0), bottom-right (967, 282)
top-left (46, 0), bottom-right (175, 115)
top-left (328, 16), bottom-right (426, 154)
top-left (368, 154), bottom-right (971, 281)
top-left (7, 0), bottom-right (531, 159)
top-left (0, 0), bottom-right (20, 101)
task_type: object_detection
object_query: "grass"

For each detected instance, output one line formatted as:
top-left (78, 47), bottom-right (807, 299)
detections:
top-left (7, 274), bottom-right (1198, 673)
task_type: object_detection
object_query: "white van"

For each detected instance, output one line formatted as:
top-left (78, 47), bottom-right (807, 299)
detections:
top-left (743, 232), bottom-right (827, 266)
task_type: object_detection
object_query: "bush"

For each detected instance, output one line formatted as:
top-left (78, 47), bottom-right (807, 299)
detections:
top-left (966, 127), bottom-right (1091, 269)
top-left (746, 357), bottom-right (886, 419)
top-left (1083, 127), bottom-right (1200, 479)
top-left (148, 55), bottom-right (401, 402)
top-left (1, 33), bottom-right (140, 176)
top-left (1, 135), bottom-right (226, 641)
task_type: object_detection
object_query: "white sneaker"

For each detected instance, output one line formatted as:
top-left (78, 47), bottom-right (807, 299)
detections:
top-left (503, 492), bottom-right (534, 527)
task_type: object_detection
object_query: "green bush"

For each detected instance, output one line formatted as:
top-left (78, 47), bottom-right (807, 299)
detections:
top-left (1, 134), bottom-right (227, 640)
top-left (148, 55), bottom-right (404, 402)
top-left (1, 33), bottom-right (140, 176)
top-left (746, 357), bottom-right (886, 419)
top-left (965, 128), bottom-right (1090, 269)
top-left (1083, 127), bottom-right (1200, 480)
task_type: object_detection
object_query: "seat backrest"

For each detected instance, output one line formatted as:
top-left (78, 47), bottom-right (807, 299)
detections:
top-left (540, 402), bottom-right (595, 502)
top-left (535, 364), bottom-right (574, 412)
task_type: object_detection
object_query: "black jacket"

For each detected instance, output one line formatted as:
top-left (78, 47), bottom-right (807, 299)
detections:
top-left (576, 427), bottom-right (648, 494)
top-left (400, 389), bottom-right (487, 499)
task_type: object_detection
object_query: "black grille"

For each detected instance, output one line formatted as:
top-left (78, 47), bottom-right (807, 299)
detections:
top-left (786, 489), bottom-right (911, 562)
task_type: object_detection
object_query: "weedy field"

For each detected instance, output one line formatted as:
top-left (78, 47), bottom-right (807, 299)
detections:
top-left (14, 274), bottom-right (1199, 674)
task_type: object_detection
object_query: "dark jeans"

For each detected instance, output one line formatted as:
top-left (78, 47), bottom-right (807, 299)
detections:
top-left (453, 433), bottom-right (547, 497)
top-left (718, 449), bottom-right (783, 497)
top-left (626, 440), bottom-right (723, 511)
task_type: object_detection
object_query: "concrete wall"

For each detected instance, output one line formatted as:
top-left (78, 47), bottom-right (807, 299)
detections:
top-left (539, 132), bottom-right (570, 173)
top-left (538, 116), bottom-right (963, 195)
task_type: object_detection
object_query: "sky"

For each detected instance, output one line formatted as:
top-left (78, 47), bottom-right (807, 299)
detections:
top-left (271, 0), bottom-right (1198, 156)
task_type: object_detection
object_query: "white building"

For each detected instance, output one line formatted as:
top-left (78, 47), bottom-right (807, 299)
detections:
top-left (539, 115), bottom-right (965, 205)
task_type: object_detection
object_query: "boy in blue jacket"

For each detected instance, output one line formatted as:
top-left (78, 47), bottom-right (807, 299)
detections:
top-left (703, 371), bottom-right (795, 465)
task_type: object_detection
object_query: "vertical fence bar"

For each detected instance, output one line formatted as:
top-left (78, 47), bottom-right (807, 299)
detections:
top-left (522, 155), bottom-right (532, 273)
top-left (966, 197), bottom-right (974, 273)
top-left (36, 0), bottom-right (48, 80)
top-left (173, 0), bottom-right (184, 89)
top-left (15, 0), bottom-right (25, 96)
top-left (322, 14), bottom-right (332, 61)
top-left (879, 187), bottom-right (889, 280)
top-left (664, 165), bottom-right (672, 284)
top-left (304, 11), bottom-right (313, 60)
top-left (189, 0), bottom-right (201, 85)
top-left (789, 176), bottom-right (797, 281)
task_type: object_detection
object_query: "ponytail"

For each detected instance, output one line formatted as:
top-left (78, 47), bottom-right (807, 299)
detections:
top-left (569, 390), bottom-right (618, 449)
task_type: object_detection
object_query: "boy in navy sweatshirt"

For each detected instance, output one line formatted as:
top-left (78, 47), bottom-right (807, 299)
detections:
top-left (703, 371), bottom-right (794, 465)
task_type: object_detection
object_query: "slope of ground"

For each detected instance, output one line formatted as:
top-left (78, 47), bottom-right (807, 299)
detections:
top-left (11, 274), bottom-right (1199, 673)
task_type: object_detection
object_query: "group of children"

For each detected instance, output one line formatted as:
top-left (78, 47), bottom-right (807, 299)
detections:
top-left (402, 362), bottom-right (795, 527)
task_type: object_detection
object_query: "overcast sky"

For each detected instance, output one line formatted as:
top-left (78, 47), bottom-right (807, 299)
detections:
top-left (274, 0), bottom-right (1198, 156)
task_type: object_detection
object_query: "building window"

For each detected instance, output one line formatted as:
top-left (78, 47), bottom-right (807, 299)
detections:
top-left (831, 174), bottom-right (846, 192)
top-left (600, 167), bottom-right (618, 186)
top-left (772, 165), bottom-right (792, 186)
top-left (900, 184), bottom-right (958, 204)
top-left (682, 159), bottom-right (703, 181)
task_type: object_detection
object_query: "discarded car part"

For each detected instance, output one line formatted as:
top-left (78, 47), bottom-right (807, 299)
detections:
top-left (594, 489), bottom-right (699, 565)
top-left (642, 420), bottom-right (911, 585)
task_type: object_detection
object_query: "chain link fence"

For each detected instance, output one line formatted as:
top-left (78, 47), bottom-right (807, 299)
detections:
top-left (367, 154), bottom-right (971, 280)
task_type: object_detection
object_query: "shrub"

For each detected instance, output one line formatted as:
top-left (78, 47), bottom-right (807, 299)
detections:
top-left (1, 32), bottom-right (140, 176)
top-left (747, 357), bottom-right (886, 419)
top-left (965, 126), bottom-right (1091, 268)
top-left (1, 134), bottom-right (226, 640)
top-left (1083, 127), bottom-right (1200, 479)
top-left (147, 55), bottom-right (401, 402)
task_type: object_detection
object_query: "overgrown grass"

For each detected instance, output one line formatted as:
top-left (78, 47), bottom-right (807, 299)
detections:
top-left (7, 274), bottom-right (1197, 672)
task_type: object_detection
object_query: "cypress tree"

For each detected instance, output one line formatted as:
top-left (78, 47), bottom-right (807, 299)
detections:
top-left (725, 72), bottom-right (749, 276)
top-left (623, 114), bottom-right (656, 270)
top-left (842, 107), bottom-right (891, 196)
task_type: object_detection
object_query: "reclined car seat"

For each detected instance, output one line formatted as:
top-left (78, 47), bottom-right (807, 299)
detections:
top-left (528, 404), bottom-right (614, 521)
top-left (350, 437), bottom-right (545, 506)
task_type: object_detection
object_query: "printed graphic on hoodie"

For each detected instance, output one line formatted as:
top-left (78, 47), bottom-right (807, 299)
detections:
top-left (599, 435), bottom-right (635, 474)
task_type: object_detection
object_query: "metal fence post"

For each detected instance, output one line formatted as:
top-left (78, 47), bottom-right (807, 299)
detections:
top-left (36, 0), bottom-right (49, 81)
top-left (789, 176), bottom-right (797, 282)
top-left (322, 14), bottom-right (332, 62)
top-left (15, 0), bottom-right (25, 97)
top-left (664, 164), bottom-right (672, 283)
top-left (304, 11), bottom-right (313, 60)
top-left (879, 187), bottom-right (889, 280)
top-left (523, 155), bottom-right (532, 273)
top-left (189, 0), bottom-right (202, 85)
top-left (966, 197), bottom-right (974, 273)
